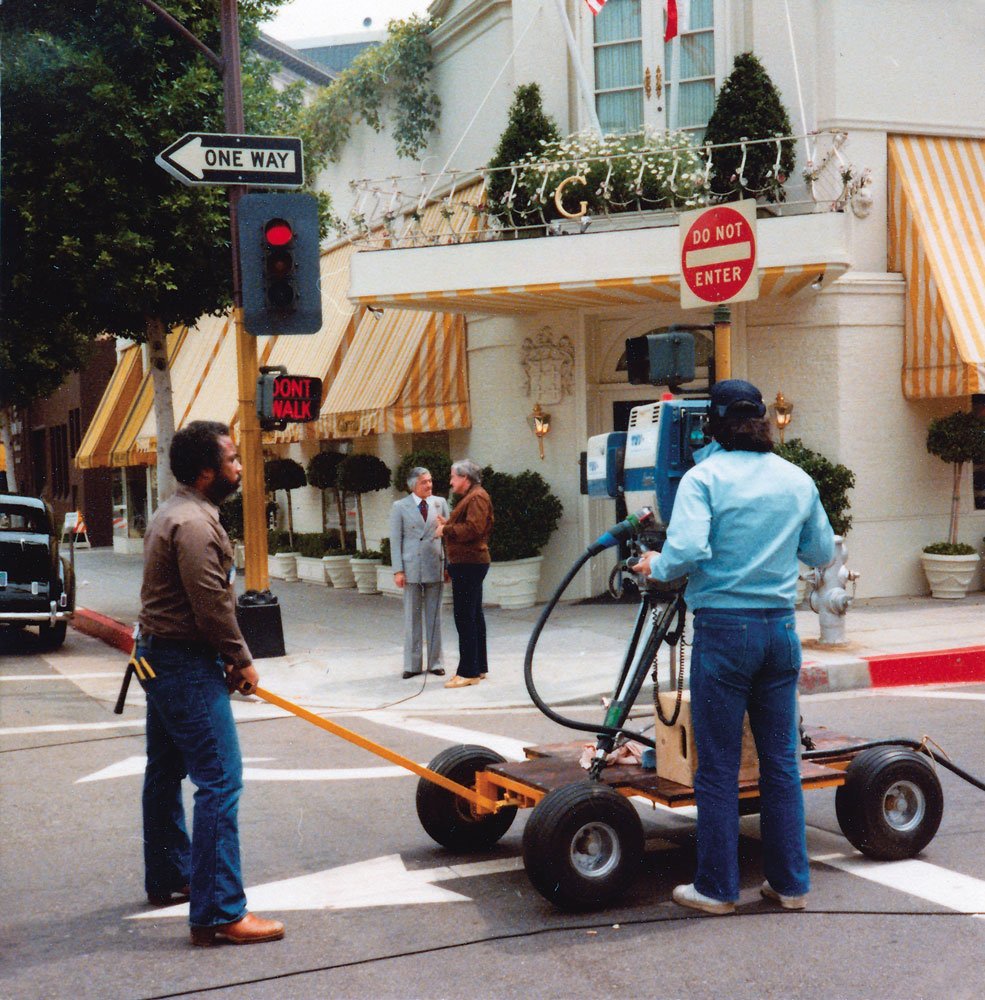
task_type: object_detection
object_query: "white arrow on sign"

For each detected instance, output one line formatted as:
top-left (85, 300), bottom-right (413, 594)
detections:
top-left (129, 854), bottom-right (526, 918)
top-left (76, 755), bottom-right (413, 784)
top-left (155, 132), bottom-right (303, 188)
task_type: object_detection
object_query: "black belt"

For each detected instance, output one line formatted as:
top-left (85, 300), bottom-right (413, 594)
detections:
top-left (140, 634), bottom-right (214, 655)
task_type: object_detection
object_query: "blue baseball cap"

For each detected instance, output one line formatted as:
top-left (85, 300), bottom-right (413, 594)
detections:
top-left (709, 379), bottom-right (766, 419)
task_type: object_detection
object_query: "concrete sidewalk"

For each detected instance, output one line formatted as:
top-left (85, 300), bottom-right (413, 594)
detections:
top-left (70, 547), bottom-right (985, 712)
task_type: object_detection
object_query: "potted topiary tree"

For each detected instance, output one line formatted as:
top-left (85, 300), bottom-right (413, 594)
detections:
top-left (304, 451), bottom-right (349, 586)
top-left (703, 52), bottom-right (796, 205)
top-left (920, 411), bottom-right (985, 598)
top-left (264, 457), bottom-right (307, 581)
top-left (480, 467), bottom-right (563, 609)
top-left (337, 452), bottom-right (391, 593)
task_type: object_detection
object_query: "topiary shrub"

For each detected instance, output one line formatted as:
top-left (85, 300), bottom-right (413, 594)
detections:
top-left (336, 453), bottom-right (391, 552)
top-left (264, 458), bottom-right (307, 550)
top-left (307, 450), bottom-right (347, 536)
top-left (480, 467), bottom-right (563, 561)
top-left (775, 439), bottom-right (855, 536)
top-left (220, 494), bottom-right (243, 541)
top-left (925, 410), bottom-right (985, 547)
top-left (703, 52), bottom-right (796, 203)
top-left (486, 83), bottom-right (561, 231)
top-left (394, 448), bottom-right (451, 497)
top-left (294, 531), bottom-right (342, 558)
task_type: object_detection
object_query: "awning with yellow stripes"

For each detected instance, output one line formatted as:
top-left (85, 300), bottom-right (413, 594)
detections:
top-left (319, 310), bottom-right (470, 439)
top-left (74, 344), bottom-right (144, 469)
top-left (889, 135), bottom-right (985, 399)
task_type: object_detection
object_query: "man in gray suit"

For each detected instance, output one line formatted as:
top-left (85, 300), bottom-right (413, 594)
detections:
top-left (389, 467), bottom-right (450, 679)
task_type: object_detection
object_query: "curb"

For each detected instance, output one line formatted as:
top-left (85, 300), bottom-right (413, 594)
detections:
top-left (864, 645), bottom-right (985, 687)
top-left (72, 608), bottom-right (133, 654)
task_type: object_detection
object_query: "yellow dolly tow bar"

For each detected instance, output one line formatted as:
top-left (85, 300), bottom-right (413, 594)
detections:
top-left (252, 686), bottom-right (502, 814)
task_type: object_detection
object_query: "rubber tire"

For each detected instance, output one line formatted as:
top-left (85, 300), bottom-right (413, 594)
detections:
top-left (835, 747), bottom-right (944, 860)
top-left (522, 781), bottom-right (644, 911)
top-left (416, 744), bottom-right (517, 852)
top-left (38, 621), bottom-right (67, 650)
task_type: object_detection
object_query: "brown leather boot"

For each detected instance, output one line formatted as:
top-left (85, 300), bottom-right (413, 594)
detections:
top-left (190, 912), bottom-right (285, 947)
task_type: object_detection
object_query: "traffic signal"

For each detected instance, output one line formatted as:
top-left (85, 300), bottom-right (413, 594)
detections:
top-left (625, 329), bottom-right (697, 386)
top-left (256, 366), bottom-right (322, 429)
top-left (239, 193), bottom-right (323, 335)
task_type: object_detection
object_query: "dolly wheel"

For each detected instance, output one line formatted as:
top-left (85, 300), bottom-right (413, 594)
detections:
top-left (522, 781), bottom-right (644, 911)
top-left (835, 747), bottom-right (944, 860)
top-left (416, 745), bottom-right (517, 852)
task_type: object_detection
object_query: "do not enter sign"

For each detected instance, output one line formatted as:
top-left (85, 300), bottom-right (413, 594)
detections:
top-left (678, 199), bottom-right (759, 310)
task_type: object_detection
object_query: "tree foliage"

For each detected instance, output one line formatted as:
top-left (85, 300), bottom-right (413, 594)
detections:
top-left (394, 448), bottom-right (451, 497)
top-left (775, 438), bottom-right (855, 536)
top-left (703, 52), bottom-right (795, 204)
top-left (480, 467), bottom-right (563, 561)
top-left (0, 0), bottom-right (323, 408)
top-left (925, 410), bottom-right (985, 546)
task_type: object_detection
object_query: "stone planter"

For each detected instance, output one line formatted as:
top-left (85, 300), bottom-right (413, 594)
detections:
top-left (920, 550), bottom-right (980, 599)
top-left (296, 554), bottom-right (329, 585)
top-left (557, 209), bottom-right (676, 235)
top-left (350, 557), bottom-right (382, 594)
top-left (486, 555), bottom-right (543, 610)
top-left (234, 542), bottom-right (246, 571)
top-left (268, 551), bottom-right (298, 582)
top-left (322, 553), bottom-right (355, 589)
top-left (377, 564), bottom-right (402, 597)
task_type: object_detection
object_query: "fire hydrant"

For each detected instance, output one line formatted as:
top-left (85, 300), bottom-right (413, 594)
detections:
top-left (802, 535), bottom-right (859, 646)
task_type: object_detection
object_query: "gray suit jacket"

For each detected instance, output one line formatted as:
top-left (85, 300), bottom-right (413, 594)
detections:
top-left (389, 493), bottom-right (450, 584)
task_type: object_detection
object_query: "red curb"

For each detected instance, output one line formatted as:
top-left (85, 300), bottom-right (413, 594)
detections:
top-left (72, 607), bottom-right (134, 654)
top-left (864, 645), bottom-right (985, 687)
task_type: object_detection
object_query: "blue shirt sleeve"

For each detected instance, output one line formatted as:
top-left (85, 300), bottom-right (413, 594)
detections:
top-left (649, 471), bottom-right (712, 581)
top-left (798, 491), bottom-right (836, 568)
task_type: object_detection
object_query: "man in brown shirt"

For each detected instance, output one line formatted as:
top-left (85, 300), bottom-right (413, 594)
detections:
top-left (136, 420), bottom-right (283, 947)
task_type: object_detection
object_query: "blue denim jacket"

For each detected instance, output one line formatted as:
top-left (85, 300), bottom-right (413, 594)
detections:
top-left (649, 441), bottom-right (835, 609)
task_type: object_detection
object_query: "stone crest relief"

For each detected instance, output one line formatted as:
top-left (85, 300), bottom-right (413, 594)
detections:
top-left (521, 327), bottom-right (574, 406)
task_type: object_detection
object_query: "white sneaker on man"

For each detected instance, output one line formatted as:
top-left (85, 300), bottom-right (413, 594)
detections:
top-left (672, 883), bottom-right (735, 915)
top-left (760, 881), bottom-right (807, 910)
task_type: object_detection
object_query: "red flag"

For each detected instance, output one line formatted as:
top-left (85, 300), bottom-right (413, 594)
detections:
top-left (584, 0), bottom-right (607, 13)
top-left (664, 0), bottom-right (679, 41)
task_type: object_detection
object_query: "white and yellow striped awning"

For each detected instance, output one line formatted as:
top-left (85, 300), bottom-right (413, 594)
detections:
top-left (319, 310), bottom-right (470, 438)
top-left (889, 135), bottom-right (985, 398)
top-left (75, 344), bottom-right (144, 469)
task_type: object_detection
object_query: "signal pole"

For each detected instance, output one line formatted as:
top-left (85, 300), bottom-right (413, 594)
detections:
top-left (219, 0), bottom-right (284, 655)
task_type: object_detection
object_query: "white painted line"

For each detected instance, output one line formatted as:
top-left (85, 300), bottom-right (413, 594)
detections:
top-left (360, 711), bottom-right (529, 760)
top-left (0, 672), bottom-right (122, 682)
top-left (873, 689), bottom-right (985, 701)
top-left (685, 241), bottom-right (753, 269)
top-left (0, 720), bottom-right (145, 736)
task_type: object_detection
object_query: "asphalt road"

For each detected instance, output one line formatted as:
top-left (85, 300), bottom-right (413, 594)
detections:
top-left (3, 627), bottom-right (985, 1000)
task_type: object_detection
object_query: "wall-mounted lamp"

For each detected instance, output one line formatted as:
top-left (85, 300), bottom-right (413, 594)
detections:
top-left (528, 402), bottom-right (551, 459)
top-left (770, 391), bottom-right (794, 444)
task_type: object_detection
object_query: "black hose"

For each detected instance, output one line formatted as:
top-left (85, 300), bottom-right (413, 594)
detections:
top-left (805, 737), bottom-right (985, 793)
top-left (523, 549), bottom-right (655, 745)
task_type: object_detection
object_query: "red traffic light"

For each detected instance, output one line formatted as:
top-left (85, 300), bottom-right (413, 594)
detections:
top-left (264, 219), bottom-right (294, 247)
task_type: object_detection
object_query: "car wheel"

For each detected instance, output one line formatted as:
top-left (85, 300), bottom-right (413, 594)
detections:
top-left (38, 621), bottom-right (67, 650)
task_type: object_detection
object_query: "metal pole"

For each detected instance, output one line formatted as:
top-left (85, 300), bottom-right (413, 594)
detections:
top-left (220, 0), bottom-right (269, 596)
top-left (713, 304), bottom-right (731, 382)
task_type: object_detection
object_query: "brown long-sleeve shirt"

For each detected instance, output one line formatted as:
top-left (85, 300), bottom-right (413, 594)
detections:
top-left (138, 484), bottom-right (251, 667)
top-left (442, 485), bottom-right (494, 564)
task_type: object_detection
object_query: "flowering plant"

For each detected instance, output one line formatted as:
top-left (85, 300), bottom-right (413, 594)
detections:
top-left (489, 128), bottom-right (710, 228)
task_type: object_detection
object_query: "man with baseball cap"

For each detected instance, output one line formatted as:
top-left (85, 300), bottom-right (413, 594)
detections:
top-left (633, 379), bottom-right (835, 915)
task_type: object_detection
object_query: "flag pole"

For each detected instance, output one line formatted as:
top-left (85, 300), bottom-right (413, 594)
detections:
top-left (551, 0), bottom-right (604, 137)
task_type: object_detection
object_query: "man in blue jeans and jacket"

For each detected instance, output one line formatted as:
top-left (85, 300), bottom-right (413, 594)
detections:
top-left (633, 380), bottom-right (835, 915)
top-left (137, 421), bottom-right (284, 946)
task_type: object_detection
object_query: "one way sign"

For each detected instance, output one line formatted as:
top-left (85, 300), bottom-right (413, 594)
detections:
top-left (156, 133), bottom-right (303, 188)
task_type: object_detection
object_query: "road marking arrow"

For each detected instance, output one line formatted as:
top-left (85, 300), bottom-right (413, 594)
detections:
top-left (129, 854), bottom-right (526, 918)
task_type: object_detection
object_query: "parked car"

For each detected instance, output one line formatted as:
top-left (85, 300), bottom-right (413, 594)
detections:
top-left (0, 493), bottom-right (75, 649)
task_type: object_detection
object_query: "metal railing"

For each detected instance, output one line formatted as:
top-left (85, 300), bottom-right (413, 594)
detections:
top-left (338, 129), bottom-right (870, 250)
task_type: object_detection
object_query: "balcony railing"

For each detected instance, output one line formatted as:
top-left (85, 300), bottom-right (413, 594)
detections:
top-left (339, 129), bottom-right (870, 251)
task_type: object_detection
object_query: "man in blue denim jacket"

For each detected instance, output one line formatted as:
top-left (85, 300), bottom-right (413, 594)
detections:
top-left (633, 380), bottom-right (834, 915)
top-left (137, 421), bottom-right (284, 947)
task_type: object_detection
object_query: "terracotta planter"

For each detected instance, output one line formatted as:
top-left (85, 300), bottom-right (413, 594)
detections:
top-left (322, 553), bottom-right (355, 589)
top-left (296, 554), bottom-right (329, 585)
top-left (920, 550), bottom-right (980, 599)
top-left (350, 557), bottom-right (382, 594)
top-left (268, 552), bottom-right (298, 582)
top-left (486, 555), bottom-right (543, 610)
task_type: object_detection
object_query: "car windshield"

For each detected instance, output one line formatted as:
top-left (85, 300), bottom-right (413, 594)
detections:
top-left (0, 504), bottom-right (49, 533)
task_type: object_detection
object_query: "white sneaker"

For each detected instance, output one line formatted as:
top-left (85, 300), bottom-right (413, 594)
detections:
top-left (760, 881), bottom-right (807, 910)
top-left (672, 883), bottom-right (735, 915)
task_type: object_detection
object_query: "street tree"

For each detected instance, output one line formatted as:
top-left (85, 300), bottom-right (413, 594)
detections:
top-left (0, 0), bottom-right (325, 497)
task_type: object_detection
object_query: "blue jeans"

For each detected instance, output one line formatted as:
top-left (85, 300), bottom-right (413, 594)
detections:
top-left (447, 563), bottom-right (488, 678)
top-left (139, 642), bottom-right (247, 927)
top-left (688, 608), bottom-right (809, 903)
